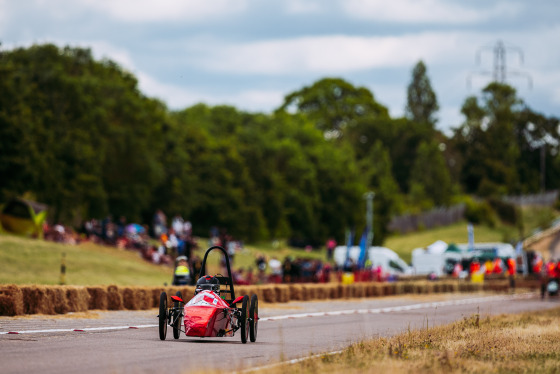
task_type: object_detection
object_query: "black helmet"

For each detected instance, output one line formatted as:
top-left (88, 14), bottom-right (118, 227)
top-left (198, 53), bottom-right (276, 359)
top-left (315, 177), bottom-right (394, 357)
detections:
top-left (195, 275), bottom-right (220, 295)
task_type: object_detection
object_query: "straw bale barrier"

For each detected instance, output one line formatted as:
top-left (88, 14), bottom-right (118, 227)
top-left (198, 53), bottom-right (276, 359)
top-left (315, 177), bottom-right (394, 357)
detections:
top-left (0, 278), bottom-right (542, 316)
top-left (0, 284), bottom-right (23, 316)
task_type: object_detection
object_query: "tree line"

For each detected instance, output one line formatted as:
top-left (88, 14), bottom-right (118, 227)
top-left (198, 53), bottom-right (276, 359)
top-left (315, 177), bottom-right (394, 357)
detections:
top-left (1, 44), bottom-right (559, 245)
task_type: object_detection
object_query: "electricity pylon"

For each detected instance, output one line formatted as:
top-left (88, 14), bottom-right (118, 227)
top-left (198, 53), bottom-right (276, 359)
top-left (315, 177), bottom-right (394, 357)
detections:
top-left (468, 40), bottom-right (532, 89)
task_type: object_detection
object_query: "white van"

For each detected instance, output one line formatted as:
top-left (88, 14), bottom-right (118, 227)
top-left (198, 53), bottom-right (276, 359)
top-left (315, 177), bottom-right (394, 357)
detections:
top-left (333, 245), bottom-right (411, 275)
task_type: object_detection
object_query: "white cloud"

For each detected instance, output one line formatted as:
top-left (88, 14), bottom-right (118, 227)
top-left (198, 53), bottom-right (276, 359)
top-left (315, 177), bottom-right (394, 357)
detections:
top-left (136, 72), bottom-right (201, 107)
top-left (137, 71), bottom-right (285, 111)
top-left (284, 0), bottom-right (324, 14)
top-left (0, 0), bottom-right (9, 34)
top-left (342, 0), bottom-right (521, 24)
top-left (81, 0), bottom-right (248, 22)
top-left (188, 32), bottom-right (461, 75)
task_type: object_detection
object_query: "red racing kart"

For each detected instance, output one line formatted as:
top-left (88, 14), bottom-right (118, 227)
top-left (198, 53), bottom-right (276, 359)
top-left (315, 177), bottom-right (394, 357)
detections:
top-left (158, 245), bottom-right (258, 343)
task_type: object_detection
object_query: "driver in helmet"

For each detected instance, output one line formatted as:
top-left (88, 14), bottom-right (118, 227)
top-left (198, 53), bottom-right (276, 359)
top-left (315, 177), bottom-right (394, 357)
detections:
top-left (195, 275), bottom-right (220, 295)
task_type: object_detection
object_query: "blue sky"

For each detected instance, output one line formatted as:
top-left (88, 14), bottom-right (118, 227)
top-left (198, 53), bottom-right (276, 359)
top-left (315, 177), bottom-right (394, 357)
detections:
top-left (2, 0), bottom-right (559, 134)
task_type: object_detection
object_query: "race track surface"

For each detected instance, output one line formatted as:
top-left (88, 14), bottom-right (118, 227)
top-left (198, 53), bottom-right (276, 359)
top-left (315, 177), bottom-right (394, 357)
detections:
top-left (1, 292), bottom-right (558, 374)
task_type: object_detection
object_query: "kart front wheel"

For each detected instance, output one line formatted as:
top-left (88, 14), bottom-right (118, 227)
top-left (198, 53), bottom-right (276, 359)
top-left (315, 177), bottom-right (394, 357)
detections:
top-left (159, 292), bottom-right (168, 340)
top-left (249, 294), bottom-right (258, 342)
top-left (240, 295), bottom-right (249, 344)
top-left (173, 291), bottom-right (182, 339)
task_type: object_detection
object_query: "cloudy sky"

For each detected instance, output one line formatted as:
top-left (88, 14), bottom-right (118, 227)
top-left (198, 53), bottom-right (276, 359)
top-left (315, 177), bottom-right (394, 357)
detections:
top-left (2, 0), bottom-right (559, 134)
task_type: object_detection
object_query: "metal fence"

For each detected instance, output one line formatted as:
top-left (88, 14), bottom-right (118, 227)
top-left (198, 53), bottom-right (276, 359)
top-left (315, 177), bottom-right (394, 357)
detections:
top-left (502, 190), bottom-right (559, 207)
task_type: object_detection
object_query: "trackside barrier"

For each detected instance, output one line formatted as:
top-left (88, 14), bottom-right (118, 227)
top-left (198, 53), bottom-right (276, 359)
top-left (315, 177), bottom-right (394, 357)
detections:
top-left (0, 279), bottom-right (540, 316)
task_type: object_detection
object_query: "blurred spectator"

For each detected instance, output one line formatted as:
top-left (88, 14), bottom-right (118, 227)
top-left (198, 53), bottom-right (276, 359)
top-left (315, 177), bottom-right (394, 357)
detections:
top-left (326, 238), bottom-right (336, 261)
top-left (282, 257), bottom-right (293, 283)
top-left (172, 214), bottom-right (184, 236)
top-left (153, 209), bottom-right (167, 238)
top-left (233, 268), bottom-right (250, 285)
top-left (268, 257), bottom-right (282, 283)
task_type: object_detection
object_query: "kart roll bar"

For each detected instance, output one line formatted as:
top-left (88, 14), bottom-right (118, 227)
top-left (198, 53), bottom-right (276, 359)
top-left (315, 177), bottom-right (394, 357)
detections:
top-left (198, 245), bottom-right (236, 303)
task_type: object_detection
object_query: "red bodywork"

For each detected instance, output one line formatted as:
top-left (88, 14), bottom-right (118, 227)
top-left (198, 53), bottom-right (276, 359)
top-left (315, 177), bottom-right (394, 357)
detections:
top-left (183, 291), bottom-right (234, 337)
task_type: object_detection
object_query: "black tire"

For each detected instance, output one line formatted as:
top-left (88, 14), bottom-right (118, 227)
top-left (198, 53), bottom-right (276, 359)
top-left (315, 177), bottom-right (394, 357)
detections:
top-left (159, 292), bottom-right (168, 340)
top-left (249, 294), bottom-right (258, 342)
top-left (240, 295), bottom-right (249, 344)
top-left (173, 291), bottom-right (182, 339)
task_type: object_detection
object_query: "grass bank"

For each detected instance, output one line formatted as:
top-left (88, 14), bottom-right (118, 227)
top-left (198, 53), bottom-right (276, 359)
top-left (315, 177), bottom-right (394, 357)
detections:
top-left (250, 306), bottom-right (560, 374)
top-left (0, 234), bottom-right (170, 286)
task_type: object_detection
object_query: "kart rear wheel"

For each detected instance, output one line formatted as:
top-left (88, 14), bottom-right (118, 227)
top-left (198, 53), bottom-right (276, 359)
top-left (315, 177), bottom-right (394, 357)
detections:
top-left (240, 295), bottom-right (249, 344)
top-left (249, 294), bottom-right (258, 342)
top-left (173, 291), bottom-right (182, 339)
top-left (159, 292), bottom-right (168, 340)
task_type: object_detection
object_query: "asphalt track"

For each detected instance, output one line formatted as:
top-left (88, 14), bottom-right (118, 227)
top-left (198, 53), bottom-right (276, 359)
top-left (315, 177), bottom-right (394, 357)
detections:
top-left (1, 292), bottom-right (559, 374)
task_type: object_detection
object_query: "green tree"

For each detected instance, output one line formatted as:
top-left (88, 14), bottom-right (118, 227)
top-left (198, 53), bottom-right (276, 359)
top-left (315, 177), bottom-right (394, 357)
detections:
top-left (409, 140), bottom-right (452, 208)
top-left (277, 78), bottom-right (389, 139)
top-left (358, 141), bottom-right (403, 244)
top-left (452, 83), bottom-right (522, 196)
top-left (405, 61), bottom-right (439, 126)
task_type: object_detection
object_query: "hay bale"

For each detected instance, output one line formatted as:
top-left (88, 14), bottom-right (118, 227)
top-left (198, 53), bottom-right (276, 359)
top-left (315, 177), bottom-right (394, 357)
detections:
top-left (425, 282), bottom-right (434, 294)
top-left (414, 283), bottom-right (426, 294)
top-left (182, 286), bottom-right (195, 302)
top-left (65, 286), bottom-right (89, 313)
top-left (403, 283), bottom-right (414, 294)
top-left (262, 286), bottom-right (276, 303)
top-left (0, 284), bottom-right (24, 316)
top-left (135, 288), bottom-right (151, 310)
top-left (150, 288), bottom-right (165, 308)
top-left (21, 286), bottom-right (54, 315)
top-left (339, 284), bottom-right (349, 299)
top-left (289, 285), bottom-right (303, 301)
top-left (328, 284), bottom-right (340, 299)
top-left (235, 286), bottom-right (248, 297)
top-left (300, 285), bottom-right (309, 301)
top-left (107, 285), bottom-right (124, 310)
top-left (274, 285), bottom-right (290, 303)
top-left (363, 283), bottom-right (375, 297)
top-left (382, 283), bottom-right (392, 296)
top-left (307, 285), bottom-right (317, 300)
top-left (47, 287), bottom-right (70, 314)
top-left (315, 285), bottom-right (328, 300)
top-left (122, 287), bottom-right (136, 310)
top-left (350, 284), bottom-right (365, 298)
top-left (251, 287), bottom-right (264, 303)
top-left (87, 287), bottom-right (108, 310)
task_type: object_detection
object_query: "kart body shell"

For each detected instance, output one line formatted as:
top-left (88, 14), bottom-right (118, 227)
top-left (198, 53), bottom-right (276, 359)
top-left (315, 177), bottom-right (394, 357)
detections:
top-left (183, 290), bottom-right (234, 337)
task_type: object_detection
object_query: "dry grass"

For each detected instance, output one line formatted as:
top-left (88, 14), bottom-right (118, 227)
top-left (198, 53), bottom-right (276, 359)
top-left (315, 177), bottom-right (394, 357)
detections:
top-left (254, 307), bottom-right (560, 374)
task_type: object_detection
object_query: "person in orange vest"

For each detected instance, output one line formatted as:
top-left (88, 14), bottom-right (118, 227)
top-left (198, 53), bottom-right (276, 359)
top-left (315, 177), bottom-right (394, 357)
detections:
top-left (532, 256), bottom-right (543, 274)
top-left (546, 261), bottom-right (556, 278)
top-left (484, 259), bottom-right (493, 275)
top-left (470, 258), bottom-right (480, 274)
top-left (506, 257), bottom-right (516, 289)
top-left (493, 257), bottom-right (504, 274)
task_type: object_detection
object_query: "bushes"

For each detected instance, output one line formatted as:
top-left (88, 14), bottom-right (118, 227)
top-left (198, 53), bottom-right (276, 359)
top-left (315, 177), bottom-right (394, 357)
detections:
top-left (464, 198), bottom-right (497, 227)
top-left (488, 197), bottom-right (518, 225)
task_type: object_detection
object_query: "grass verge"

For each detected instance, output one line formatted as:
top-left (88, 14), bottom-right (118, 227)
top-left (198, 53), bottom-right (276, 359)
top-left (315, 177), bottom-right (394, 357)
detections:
top-left (250, 306), bottom-right (560, 374)
top-left (0, 234), bottom-right (170, 286)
